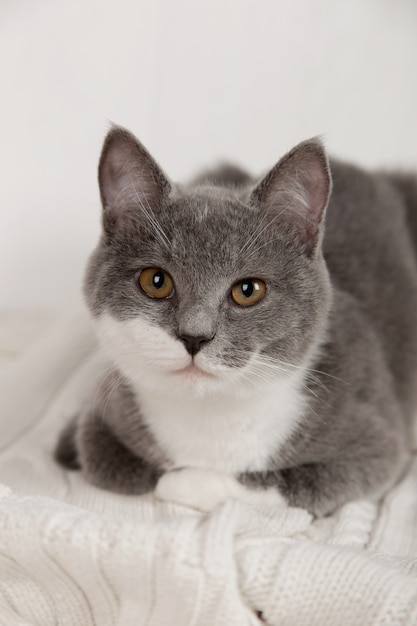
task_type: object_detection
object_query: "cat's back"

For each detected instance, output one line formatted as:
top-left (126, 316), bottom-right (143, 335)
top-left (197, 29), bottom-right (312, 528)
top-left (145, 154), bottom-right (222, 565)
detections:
top-left (324, 159), bottom-right (417, 281)
top-left (324, 159), bottom-right (417, 415)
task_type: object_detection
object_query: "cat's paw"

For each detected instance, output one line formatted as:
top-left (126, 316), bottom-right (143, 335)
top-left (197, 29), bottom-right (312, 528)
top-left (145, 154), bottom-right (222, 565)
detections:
top-left (155, 467), bottom-right (287, 512)
top-left (155, 467), bottom-right (234, 511)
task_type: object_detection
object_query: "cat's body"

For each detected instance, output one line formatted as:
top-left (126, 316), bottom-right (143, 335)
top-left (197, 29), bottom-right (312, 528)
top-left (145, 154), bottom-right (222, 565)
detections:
top-left (56, 128), bottom-right (417, 516)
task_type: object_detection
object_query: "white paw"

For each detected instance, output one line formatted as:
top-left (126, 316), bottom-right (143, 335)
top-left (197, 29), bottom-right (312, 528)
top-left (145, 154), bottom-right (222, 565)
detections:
top-left (155, 467), bottom-right (287, 513)
top-left (155, 467), bottom-right (230, 511)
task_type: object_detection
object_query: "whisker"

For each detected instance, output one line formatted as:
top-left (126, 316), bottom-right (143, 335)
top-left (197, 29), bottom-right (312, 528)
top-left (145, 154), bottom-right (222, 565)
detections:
top-left (239, 212), bottom-right (270, 255)
top-left (245, 236), bottom-right (285, 260)
top-left (240, 352), bottom-right (325, 400)
top-left (112, 164), bottom-right (171, 251)
top-left (89, 370), bottom-right (118, 419)
top-left (97, 371), bottom-right (127, 424)
top-left (240, 207), bottom-right (288, 257)
top-left (128, 189), bottom-right (170, 250)
top-left (249, 350), bottom-right (347, 387)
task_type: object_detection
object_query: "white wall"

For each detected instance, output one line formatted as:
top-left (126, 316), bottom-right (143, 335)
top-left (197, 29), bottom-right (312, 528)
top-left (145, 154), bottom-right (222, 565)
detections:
top-left (1, 0), bottom-right (417, 312)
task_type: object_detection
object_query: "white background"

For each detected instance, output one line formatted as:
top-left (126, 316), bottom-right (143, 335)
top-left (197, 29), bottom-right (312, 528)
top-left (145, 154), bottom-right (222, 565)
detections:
top-left (1, 0), bottom-right (417, 312)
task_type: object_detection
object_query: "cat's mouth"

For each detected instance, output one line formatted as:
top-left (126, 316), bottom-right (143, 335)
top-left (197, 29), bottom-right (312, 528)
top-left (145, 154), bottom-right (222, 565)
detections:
top-left (173, 362), bottom-right (216, 379)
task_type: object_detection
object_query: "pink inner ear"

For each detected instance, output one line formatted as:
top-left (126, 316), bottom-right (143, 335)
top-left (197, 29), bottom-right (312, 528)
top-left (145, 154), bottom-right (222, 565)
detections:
top-left (286, 156), bottom-right (330, 252)
top-left (99, 128), bottom-right (171, 217)
top-left (304, 159), bottom-right (330, 222)
top-left (252, 140), bottom-right (331, 254)
top-left (100, 146), bottom-right (130, 209)
top-left (276, 145), bottom-right (331, 231)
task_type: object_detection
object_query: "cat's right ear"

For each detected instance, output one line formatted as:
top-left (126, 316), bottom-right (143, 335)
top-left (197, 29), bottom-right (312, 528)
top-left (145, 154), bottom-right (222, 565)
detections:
top-left (98, 126), bottom-right (171, 233)
top-left (250, 139), bottom-right (332, 256)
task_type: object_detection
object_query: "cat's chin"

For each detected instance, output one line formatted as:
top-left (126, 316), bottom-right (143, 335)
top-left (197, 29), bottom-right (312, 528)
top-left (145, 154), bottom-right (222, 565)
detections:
top-left (166, 362), bottom-right (223, 396)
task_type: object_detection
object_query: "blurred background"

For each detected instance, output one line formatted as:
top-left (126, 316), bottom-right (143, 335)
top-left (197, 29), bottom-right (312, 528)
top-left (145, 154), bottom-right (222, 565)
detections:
top-left (1, 0), bottom-right (417, 313)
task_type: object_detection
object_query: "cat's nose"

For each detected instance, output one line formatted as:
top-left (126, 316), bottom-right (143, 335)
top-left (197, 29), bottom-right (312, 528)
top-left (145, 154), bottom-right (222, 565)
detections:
top-left (178, 333), bottom-right (213, 356)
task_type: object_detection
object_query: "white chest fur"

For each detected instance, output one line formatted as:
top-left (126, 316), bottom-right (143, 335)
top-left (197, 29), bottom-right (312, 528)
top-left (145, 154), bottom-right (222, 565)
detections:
top-left (96, 313), bottom-right (307, 475)
top-left (133, 374), bottom-right (306, 474)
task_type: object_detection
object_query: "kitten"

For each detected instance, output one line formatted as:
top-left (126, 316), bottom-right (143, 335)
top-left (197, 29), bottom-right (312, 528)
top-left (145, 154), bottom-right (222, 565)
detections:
top-left (55, 126), bottom-right (417, 517)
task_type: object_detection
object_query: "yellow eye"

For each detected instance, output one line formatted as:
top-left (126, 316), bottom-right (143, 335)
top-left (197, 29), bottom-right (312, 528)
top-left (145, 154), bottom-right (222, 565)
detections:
top-left (138, 268), bottom-right (175, 299)
top-left (231, 279), bottom-right (267, 306)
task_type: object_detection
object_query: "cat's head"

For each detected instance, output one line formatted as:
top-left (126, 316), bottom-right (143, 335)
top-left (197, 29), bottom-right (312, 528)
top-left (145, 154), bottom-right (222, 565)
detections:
top-left (85, 126), bottom-right (332, 396)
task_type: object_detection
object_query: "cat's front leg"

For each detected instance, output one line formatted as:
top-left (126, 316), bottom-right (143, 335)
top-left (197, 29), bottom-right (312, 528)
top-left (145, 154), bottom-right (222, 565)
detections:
top-left (55, 415), bottom-right (162, 495)
top-left (240, 448), bottom-right (407, 518)
top-left (155, 467), bottom-right (287, 512)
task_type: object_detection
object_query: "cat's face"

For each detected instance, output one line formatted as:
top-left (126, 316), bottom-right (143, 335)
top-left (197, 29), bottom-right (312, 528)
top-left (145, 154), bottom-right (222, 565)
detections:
top-left (85, 128), bottom-right (332, 396)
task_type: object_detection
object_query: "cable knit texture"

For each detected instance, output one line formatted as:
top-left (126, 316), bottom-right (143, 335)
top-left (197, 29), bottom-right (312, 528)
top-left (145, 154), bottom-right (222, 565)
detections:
top-left (0, 309), bottom-right (417, 626)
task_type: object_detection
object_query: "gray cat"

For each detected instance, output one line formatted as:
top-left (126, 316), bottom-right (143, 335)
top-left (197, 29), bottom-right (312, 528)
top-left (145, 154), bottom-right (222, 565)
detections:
top-left (55, 126), bottom-right (417, 517)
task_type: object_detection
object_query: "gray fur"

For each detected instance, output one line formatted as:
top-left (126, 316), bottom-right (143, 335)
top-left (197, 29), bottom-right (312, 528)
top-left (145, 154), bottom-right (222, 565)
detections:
top-left (55, 126), bottom-right (417, 516)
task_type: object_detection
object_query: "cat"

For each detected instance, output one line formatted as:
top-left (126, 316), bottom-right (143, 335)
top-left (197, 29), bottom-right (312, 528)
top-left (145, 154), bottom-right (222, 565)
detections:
top-left (55, 125), bottom-right (417, 517)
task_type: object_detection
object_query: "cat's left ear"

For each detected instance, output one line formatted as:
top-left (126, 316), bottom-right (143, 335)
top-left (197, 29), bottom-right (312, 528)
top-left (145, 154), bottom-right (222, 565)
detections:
top-left (250, 139), bottom-right (332, 256)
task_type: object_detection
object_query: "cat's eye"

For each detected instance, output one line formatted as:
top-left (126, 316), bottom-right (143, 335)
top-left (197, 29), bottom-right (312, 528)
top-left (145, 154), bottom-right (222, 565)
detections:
top-left (138, 268), bottom-right (175, 299)
top-left (230, 279), bottom-right (267, 306)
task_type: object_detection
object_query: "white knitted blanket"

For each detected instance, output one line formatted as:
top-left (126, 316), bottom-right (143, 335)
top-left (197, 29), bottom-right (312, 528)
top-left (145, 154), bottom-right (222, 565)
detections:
top-left (1, 309), bottom-right (417, 626)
